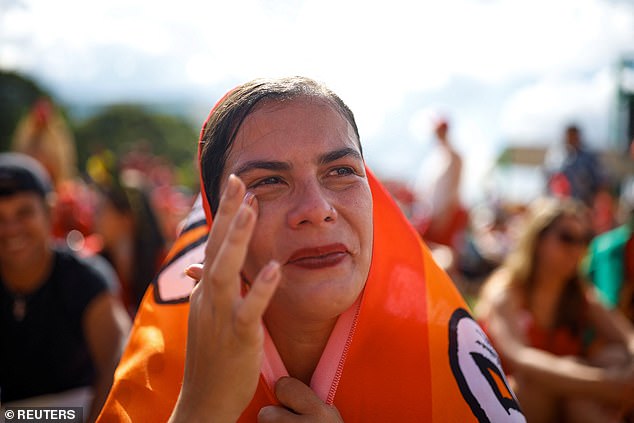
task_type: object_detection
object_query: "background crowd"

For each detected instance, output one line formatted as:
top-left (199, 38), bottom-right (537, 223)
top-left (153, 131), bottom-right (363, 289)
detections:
top-left (1, 72), bottom-right (633, 422)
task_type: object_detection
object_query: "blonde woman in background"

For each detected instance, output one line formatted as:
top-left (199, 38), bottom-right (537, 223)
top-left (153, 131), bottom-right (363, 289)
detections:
top-left (476, 196), bottom-right (634, 423)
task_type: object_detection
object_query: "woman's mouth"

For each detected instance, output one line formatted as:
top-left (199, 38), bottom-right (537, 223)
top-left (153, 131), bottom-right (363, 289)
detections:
top-left (286, 243), bottom-right (349, 269)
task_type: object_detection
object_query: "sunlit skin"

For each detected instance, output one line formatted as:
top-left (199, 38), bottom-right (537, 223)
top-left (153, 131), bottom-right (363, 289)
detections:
top-left (220, 98), bottom-right (373, 327)
top-left (0, 193), bottom-right (53, 288)
top-left (219, 98), bottom-right (373, 384)
top-left (170, 98), bottom-right (372, 422)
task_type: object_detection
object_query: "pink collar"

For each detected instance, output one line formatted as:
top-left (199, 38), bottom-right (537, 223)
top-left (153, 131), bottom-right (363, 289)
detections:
top-left (260, 295), bottom-right (362, 404)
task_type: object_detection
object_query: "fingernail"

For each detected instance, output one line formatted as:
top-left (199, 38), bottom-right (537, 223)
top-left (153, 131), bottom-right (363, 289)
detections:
top-left (243, 191), bottom-right (255, 206)
top-left (226, 174), bottom-right (240, 198)
top-left (261, 261), bottom-right (279, 282)
top-left (236, 205), bottom-right (251, 228)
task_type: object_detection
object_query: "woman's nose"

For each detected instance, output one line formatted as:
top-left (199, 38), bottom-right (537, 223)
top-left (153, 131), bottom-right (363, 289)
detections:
top-left (286, 182), bottom-right (337, 228)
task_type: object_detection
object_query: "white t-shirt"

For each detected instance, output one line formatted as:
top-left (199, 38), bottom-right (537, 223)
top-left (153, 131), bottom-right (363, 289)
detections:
top-left (413, 142), bottom-right (462, 219)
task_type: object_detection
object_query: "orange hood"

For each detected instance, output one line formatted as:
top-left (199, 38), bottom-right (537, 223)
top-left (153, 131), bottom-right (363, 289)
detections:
top-left (98, 93), bottom-right (524, 423)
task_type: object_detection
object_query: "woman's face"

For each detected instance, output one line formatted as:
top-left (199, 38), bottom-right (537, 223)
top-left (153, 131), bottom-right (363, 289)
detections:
top-left (219, 98), bottom-right (373, 322)
top-left (94, 192), bottom-right (132, 248)
top-left (537, 215), bottom-right (590, 279)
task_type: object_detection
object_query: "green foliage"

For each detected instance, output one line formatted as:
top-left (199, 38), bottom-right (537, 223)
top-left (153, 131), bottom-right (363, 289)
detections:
top-left (0, 70), bottom-right (46, 151)
top-left (2, 71), bottom-right (199, 189)
top-left (73, 104), bottom-right (199, 188)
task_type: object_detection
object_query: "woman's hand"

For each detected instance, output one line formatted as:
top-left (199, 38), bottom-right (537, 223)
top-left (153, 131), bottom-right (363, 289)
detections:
top-left (169, 175), bottom-right (281, 423)
top-left (258, 377), bottom-right (344, 422)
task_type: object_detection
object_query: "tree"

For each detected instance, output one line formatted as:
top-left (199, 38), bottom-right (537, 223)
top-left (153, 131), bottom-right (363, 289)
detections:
top-left (73, 104), bottom-right (199, 188)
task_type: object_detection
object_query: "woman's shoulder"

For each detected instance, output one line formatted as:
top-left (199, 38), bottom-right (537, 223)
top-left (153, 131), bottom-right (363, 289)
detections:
top-left (476, 268), bottom-right (523, 318)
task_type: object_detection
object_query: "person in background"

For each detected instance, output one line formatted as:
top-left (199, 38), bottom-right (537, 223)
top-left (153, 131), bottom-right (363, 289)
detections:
top-left (412, 116), bottom-right (468, 270)
top-left (98, 76), bottom-right (525, 422)
top-left (89, 145), bottom-right (194, 250)
top-left (0, 153), bottom-right (130, 422)
top-left (545, 123), bottom-right (615, 234)
top-left (11, 98), bottom-right (96, 246)
top-left (476, 196), bottom-right (634, 423)
top-left (585, 172), bottom-right (634, 322)
top-left (92, 167), bottom-right (166, 316)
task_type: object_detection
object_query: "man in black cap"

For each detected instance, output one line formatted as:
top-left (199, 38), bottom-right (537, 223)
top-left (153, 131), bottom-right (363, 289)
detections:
top-left (0, 153), bottom-right (130, 422)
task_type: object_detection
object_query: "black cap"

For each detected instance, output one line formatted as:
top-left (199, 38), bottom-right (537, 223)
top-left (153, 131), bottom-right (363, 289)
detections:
top-left (0, 153), bottom-right (53, 198)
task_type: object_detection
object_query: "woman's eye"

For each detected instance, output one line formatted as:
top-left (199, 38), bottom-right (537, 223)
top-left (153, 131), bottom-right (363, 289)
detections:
top-left (252, 176), bottom-right (282, 187)
top-left (329, 167), bottom-right (354, 176)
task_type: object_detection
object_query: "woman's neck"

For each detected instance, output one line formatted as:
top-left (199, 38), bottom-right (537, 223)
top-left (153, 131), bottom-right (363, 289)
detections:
top-left (1, 247), bottom-right (54, 295)
top-left (264, 313), bottom-right (338, 385)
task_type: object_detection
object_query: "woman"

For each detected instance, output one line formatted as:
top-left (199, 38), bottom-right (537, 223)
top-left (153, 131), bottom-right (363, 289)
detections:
top-left (99, 76), bottom-right (525, 422)
top-left (93, 170), bottom-right (166, 315)
top-left (476, 196), bottom-right (634, 423)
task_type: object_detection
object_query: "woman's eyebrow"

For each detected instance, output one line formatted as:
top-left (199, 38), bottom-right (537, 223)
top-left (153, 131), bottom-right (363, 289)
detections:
top-left (318, 147), bottom-right (362, 165)
top-left (235, 160), bottom-right (291, 178)
top-left (234, 147), bottom-right (362, 178)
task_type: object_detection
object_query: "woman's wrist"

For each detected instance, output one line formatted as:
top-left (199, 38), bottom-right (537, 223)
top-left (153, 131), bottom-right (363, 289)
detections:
top-left (169, 389), bottom-right (241, 423)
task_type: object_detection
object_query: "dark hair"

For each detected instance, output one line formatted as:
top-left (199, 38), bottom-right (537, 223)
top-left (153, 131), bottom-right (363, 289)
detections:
top-left (200, 76), bottom-right (361, 215)
top-left (97, 173), bottom-right (165, 309)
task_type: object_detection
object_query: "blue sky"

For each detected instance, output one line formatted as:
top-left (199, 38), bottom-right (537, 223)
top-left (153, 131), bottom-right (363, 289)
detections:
top-left (1, 0), bottom-right (633, 204)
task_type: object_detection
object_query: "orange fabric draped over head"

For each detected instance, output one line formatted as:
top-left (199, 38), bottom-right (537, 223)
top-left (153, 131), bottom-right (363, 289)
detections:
top-left (98, 86), bottom-right (525, 422)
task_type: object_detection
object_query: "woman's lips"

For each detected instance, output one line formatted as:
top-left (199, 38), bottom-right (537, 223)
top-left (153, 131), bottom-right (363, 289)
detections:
top-left (286, 243), bottom-right (349, 269)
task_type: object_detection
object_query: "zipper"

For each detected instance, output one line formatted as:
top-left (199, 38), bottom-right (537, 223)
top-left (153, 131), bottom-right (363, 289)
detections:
top-left (326, 297), bottom-right (362, 404)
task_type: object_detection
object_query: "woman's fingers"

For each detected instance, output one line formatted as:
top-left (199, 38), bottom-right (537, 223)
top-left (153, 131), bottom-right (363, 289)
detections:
top-left (184, 264), bottom-right (203, 281)
top-left (198, 174), bottom-right (252, 305)
top-left (205, 201), bottom-right (257, 307)
top-left (257, 377), bottom-right (344, 422)
top-left (236, 261), bottom-right (281, 333)
top-left (205, 174), bottom-right (245, 262)
top-left (274, 377), bottom-right (323, 415)
top-left (175, 176), bottom-right (276, 422)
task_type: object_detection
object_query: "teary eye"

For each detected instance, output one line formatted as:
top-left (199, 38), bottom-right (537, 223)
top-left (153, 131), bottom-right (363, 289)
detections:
top-left (329, 167), bottom-right (354, 176)
top-left (252, 176), bottom-right (283, 187)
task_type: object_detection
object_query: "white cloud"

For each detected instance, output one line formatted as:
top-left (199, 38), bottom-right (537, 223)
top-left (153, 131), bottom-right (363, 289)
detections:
top-left (4, 0), bottom-right (633, 83)
top-left (4, 0), bottom-right (632, 102)
top-left (499, 68), bottom-right (617, 148)
top-left (444, 0), bottom-right (634, 82)
top-left (1, 0), bottom-right (633, 204)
